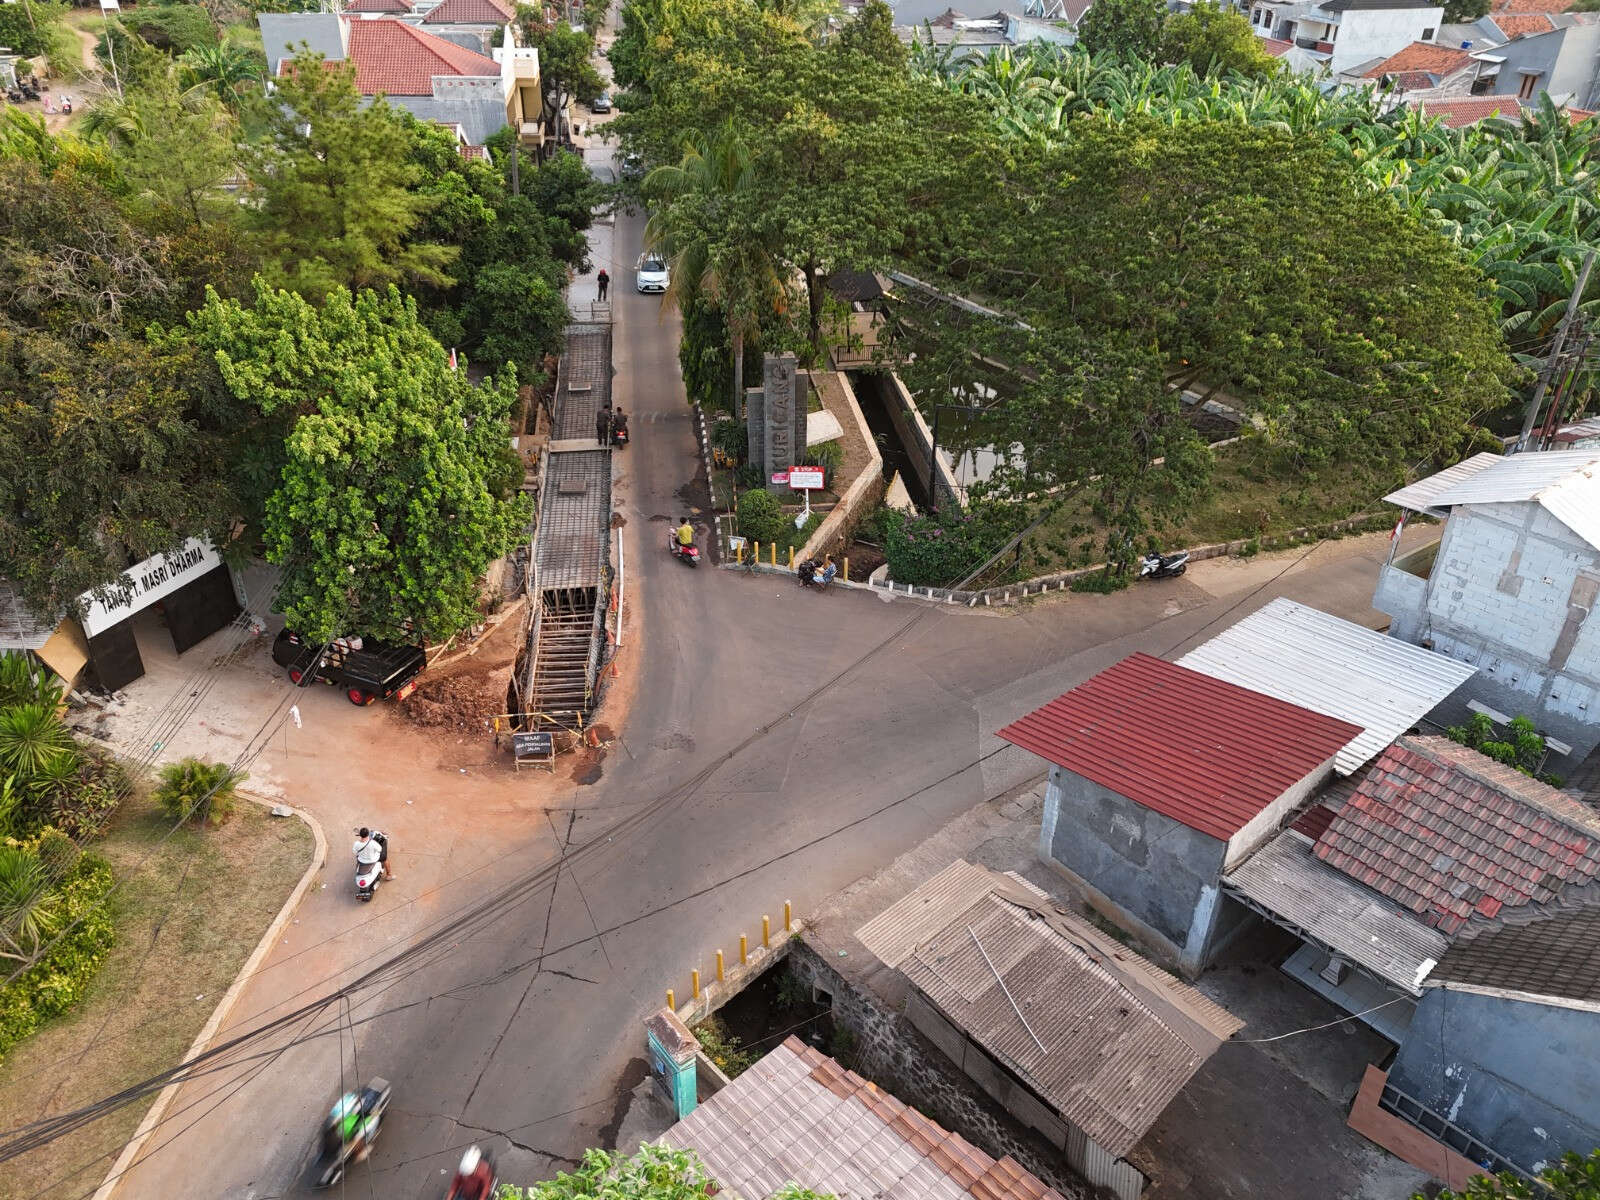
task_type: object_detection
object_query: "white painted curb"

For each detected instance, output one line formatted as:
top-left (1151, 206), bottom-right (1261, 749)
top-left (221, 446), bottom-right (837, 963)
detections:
top-left (92, 793), bottom-right (328, 1200)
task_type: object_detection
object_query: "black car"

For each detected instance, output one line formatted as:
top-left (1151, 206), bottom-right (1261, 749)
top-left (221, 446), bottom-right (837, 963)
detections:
top-left (272, 630), bottom-right (427, 706)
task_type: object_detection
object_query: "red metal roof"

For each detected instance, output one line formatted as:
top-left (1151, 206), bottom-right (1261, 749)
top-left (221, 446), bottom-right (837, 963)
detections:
top-left (996, 654), bottom-right (1360, 842)
top-left (421, 0), bottom-right (514, 23)
top-left (344, 18), bottom-right (500, 95)
top-left (1261, 36), bottom-right (1294, 56)
top-left (1314, 736), bottom-right (1600, 935)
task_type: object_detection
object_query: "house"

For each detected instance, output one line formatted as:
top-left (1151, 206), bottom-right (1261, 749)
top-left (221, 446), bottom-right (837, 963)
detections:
top-left (416, 0), bottom-right (516, 58)
top-left (259, 13), bottom-right (541, 151)
top-left (1221, 735), bottom-right (1600, 1182)
top-left (1247, 0), bottom-right (1444, 75)
top-left (662, 1036), bottom-right (1077, 1200)
top-left (1373, 449), bottom-right (1600, 762)
top-left (1347, 39), bottom-right (1485, 93)
top-left (997, 653), bottom-right (1361, 972)
top-left (1553, 415), bottom-right (1600, 448)
top-left (1471, 19), bottom-right (1600, 104)
top-left (851, 860), bottom-right (1243, 1199)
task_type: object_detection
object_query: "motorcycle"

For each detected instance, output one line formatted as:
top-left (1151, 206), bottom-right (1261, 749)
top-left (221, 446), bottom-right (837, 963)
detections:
top-left (668, 534), bottom-right (700, 567)
top-left (356, 833), bottom-right (387, 902)
top-left (445, 1145), bottom-right (499, 1200)
top-left (611, 422), bottom-right (629, 448)
top-left (1138, 550), bottom-right (1190, 580)
top-left (315, 1078), bottom-right (392, 1187)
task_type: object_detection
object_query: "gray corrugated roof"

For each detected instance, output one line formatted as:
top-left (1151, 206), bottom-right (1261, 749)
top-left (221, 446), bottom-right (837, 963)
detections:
top-left (1384, 450), bottom-right (1600, 549)
top-left (663, 1038), bottom-right (1072, 1200)
top-left (855, 861), bottom-right (1241, 1157)
top-left (1224, 831), bottom-right (1447, 994)
top-left (1176, 598), bottom-right (1476, 774)
top-left (0, 581), bottom-right (56, 651)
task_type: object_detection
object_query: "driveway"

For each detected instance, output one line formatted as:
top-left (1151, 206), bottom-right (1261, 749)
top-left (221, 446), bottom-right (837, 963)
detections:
top-left (81, 142), bottom-right (1437, 1200)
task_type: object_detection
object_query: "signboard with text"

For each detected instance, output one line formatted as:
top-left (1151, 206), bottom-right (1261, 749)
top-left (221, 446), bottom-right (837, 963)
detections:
top-left (78, 538), bottom-right (222, 637)
top-left (770, 471), bottom-right (790, 486)
top-left (787, 466), bottom-right (825, 490)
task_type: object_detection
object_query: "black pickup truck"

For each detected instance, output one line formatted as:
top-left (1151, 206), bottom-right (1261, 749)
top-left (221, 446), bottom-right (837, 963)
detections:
top-left (272, 630), bottom-right (427, 706)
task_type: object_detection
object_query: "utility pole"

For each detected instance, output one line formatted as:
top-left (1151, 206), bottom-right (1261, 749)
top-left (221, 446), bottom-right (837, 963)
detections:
top-left (1539, 330), bottom-right (1594, 451)
top-left (1518, 248), bottom-right (1596, 452)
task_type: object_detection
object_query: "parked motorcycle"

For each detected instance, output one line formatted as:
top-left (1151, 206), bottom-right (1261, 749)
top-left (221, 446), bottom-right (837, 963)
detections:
top-left (796, 559), bottom-right (835, 591)
top-left (1138, 550), bottom-right (1190, 580)
top-left (668, 534), bottom-right (700, 567)
top-left (315, 1078), bottom-right (392, 1188)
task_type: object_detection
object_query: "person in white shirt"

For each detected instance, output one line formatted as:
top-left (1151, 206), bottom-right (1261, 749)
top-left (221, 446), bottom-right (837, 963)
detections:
top-left (353, 827), bottom-right (393, 880)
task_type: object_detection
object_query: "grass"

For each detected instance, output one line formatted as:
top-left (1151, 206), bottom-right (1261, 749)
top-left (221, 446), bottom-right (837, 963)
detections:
top-left (0, 789), bottom-right (312, 1200)
top-left (1021, 441), bottom-right (1395, 576)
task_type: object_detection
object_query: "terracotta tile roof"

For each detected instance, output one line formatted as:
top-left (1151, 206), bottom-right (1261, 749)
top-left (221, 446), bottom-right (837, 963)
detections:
top-left (343, 18), bottom-right (500, 95)
top-left (345, 0), bottom-right (414, 11)
top-left (1494, 0), bottom-right (1573, 12)
top-left (662, 1037), bottom-right (1074, 1200)
top-left (1412, 95), bottom-right (1523, 127)
top-left (1492, 11), bottom-right (1557, 33)
top-left (1291, 803), bottom-right (1340, 841)
top-left (997, 654), bottom-right (1359, 842)
top-left (1364, 41), bottom-right (1474, 79)
top-left (421, 0), bottom-right (513, 23)
top-left (1434, 903), bottom-right (1600, 1001)
top-left (1261, 36), bottom-right (1294, 55)
top-left (1313, 736), bottom-right (1600, 936)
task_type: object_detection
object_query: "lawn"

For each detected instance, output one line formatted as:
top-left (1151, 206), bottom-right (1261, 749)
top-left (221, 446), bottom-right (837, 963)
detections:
top-left (0, 790), bottom-right (313, 1200)
top-left (1020, 441), bottom-right (1397, 576)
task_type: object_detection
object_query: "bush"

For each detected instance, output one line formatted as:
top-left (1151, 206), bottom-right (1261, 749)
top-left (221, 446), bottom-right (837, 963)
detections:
top-left (1070, 568), bottom-right (1132, 594)
top-left (692, 1016), bottom-right (756, 1077)
top-left (0, 855), bottom-right (115, 1062)
top-left (116, 4), bottom-right (218, 54)
top-left (736, 487), bottom-right (789, 547)
top-left (881, 502), bottom-right (1022, 588)
top-left (0, 1), bottom-right (65, 58)
top-left (800, 440), bottom-right (843, 488)
top-left (153, 757), bottom-right (247, 826)
top-left (1447, 712), bottom-right (1560, 783)
top-left (711, 417), bottom-right (747, 465)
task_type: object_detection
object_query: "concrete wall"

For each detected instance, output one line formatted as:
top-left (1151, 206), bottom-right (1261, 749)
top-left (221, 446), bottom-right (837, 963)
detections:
top-left (786, 940), bottom-right (1091, 1200)
top-left (1040, 767), bottom-right (1227, 964)
top-left (1224, 760), bottom-right (1334, 871)
top-left (1485, 24), bottom-right (1600, 105)
top-left (799, 372), bottom-right (885, 563)
top-left (883, 372), bottom-right (967, 510)
top-left (1399, 501), bottom-right (1600, 757)
top-left (1389, 987), bottom-right (1600, 1175)
top-left (1327, 6), bottom-right (1443, 73)
top-left (1374, 559), bottom-right (1430, 643)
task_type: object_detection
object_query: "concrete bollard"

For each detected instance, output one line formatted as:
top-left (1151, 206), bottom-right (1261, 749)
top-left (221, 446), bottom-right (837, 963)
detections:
top-left (692, 969), bottom-right (701, 1000)
top-left (667, 988), bottom-right (675, 1010)
top-left (784, 900), bottom-right (792, 931)
top-left (770, 542), bottom-right (777, 566)
top-left (740, 934), bottom-right (748, 965)
top-left (788, 546), bottom-right (795, 569)
top-left (843, 558), bottom-right (850, 582)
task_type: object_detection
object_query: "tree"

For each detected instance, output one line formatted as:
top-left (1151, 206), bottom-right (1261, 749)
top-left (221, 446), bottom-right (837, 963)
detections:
top-left (179, 40), bottom-right (266, 105)
top-left (246, 53), bottom-right (456, 299)
top-left (831, 0), bottom-right (906, 70)
top-left (1444, 0), bottom-right (1492, 19)
top-left (88, 74), bottom-right (241, 227)
top-left (501, 1145), bottom-right (835, 1199)
top-left (1426, 1149), bottom-right (1600, 1198)
top-left (1076, 0), bottom-right (1167, 60)
top-left (1158, 1), bottom-right (1278, 78)
top-left (0, 1), bottom-right (63, 59)
top-left (181, 283), bottom-right (531, 643)
top-left (513, 16), bottom-right (605, 148)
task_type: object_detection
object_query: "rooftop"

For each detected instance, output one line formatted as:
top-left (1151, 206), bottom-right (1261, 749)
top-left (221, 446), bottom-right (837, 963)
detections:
top-left (344, 0), bottom-right (414, 11)
top-left (996, 653), bottom-right (1359, 841)
top-left (1382, 449), bottom-right (1600, 549)
top-left (1176, 598), bottom-right (1475, 775)
top-left (1489, 11), bottom-right (1556, 32)
top-left (1363, 40), bottom-right (1474, 78)
top-left (1261, 35), bottom-right (1295, 54)
top-left (1494, 0), bottom-right (1574, 12)
top-left (1411, 95), bottom-right (1525, 126)
top-left (662, 1036), bottom-right (1074, 1200)
top-left (1322, 0), bottom-right (1442, 8)
top-left (343, 17), bottom-right (499, 95)
top-left (1433, 903), bottom-right (1600, 1003)
top-left (0, 580), bottom-right (54, 652)
top-left (420, 0), bottom-right (514, 23)
top-left (854, 860), bottom-right (1242, 1157)
top-left (1313, 736), bottom-right (1600, 936)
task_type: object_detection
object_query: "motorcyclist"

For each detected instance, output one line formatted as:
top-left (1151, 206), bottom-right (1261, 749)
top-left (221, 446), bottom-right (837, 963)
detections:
top-left (675, 517), bottom-right (695, 550)
top-left (447, 1145), bottom-right (496, 1200)
top-left (354, 827), bottom-right (393, 881)
top-left (325, 1091), bottom-right (380, 1166)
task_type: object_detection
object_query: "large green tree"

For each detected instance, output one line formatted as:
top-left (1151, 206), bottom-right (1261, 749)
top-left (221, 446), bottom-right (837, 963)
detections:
top-left (246, 54), bottom-right (455, 299)
top-left (1158, 0), bottom-right (1278, 77)
top-left (1075, 0), bottom-right (1167, 60)
top-left (181, 283), bottom-right (530, 642)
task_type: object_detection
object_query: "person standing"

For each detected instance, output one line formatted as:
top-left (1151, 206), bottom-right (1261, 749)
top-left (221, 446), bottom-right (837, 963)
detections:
top-left (596, 402), bottom-right (613, 446)
top-left (596, 268), bottom-right (610, 302)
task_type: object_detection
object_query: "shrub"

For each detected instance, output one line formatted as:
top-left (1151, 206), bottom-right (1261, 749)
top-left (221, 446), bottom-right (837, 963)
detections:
top-left (0, 1), bottom-right (65, 58)
top-left (115, 4), bottom-right (218, 54)
top-left (711, 417), bottom-right (747, 465)
top-left (736, 487), bottom-right (789, 547)
top-left (1070, 568), bottom-right (1132, 594)
top-left (692, 1016), bottom-right (756, 1077)
top-left (1447, 712), bottom-right (1559, 783)
top-left (153, 757), bottom-right (247, 826)
top-left (0, 855), bottom-right (115, 1062)
top-left (800, 440), bottom-right (843, 488)
top-left (0, 703), bottom-right (75, 780)
top-left (0, 653), bottom-right (64, 710)
top-left (881, 502), bottom-right (1022, 588)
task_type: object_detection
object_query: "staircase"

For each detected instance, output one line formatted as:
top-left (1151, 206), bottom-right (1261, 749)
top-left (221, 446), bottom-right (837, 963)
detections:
top-left (524, 588), bottom-right (600, 722)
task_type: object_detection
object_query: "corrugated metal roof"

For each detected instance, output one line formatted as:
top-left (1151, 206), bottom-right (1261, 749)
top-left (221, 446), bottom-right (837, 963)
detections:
top-left (855, 862), bottom-right (1242, 1158)
top-left (1176, 598), bottom-right (1476, 774)
top-left (662, 1038), bottom-right (1072, 1200)
top-left (1223, 832), bottom-right (1447, 994)
top-left (1384, 450), bottom-right (1600, 548)
top-left (995, 654), bottom-right (1360, 841)
top-left (0, 581), bottom-right (56, 651)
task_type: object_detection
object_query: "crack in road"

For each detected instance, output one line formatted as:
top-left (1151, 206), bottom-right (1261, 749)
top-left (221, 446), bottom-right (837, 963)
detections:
top-left (546, 968), bottom-right (599, 985)
top-left (401, 1109), bottom-right (583, 1167)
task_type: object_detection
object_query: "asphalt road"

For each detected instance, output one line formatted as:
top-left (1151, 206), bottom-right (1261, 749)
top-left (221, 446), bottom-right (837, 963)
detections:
top-left (98, 163), bottom-right (1415, 1200)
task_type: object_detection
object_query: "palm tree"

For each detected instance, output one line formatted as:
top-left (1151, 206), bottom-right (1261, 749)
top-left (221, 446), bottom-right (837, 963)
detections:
top-left (180, 41), bottom-right (263, 106)
top-left (0, 845), bottom-right (61, 964)
top-left (645, 124), bottom-right (787, 417)
top-left (0, 703), bottom-right (74, 782)
top-left (154, 757), bottom-right (247, 826)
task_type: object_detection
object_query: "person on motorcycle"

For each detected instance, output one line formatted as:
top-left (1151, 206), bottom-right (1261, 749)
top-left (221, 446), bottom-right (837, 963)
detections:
top-left (676, 518), bottom-right (695, 549)
top-left (354, 827), bottom-right (393, 881)
top-left (326, 1092), bottom-right (380, 1165)
top-left (447, 1145), bottom-right (496, 1200)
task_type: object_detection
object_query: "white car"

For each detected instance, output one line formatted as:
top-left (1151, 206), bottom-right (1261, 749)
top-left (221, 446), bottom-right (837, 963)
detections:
top-left (636, 253), bottom-right (670, 294)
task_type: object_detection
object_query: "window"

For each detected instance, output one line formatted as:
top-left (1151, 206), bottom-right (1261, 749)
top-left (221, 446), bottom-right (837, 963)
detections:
top-left (1422, 25), bottom-right (1435, 39)
top-left (1518, 70), bottom-right (1541, 98)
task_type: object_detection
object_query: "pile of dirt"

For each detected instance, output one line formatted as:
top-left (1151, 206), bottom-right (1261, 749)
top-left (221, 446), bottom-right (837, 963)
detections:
top-left (397, 614), bottom-right (524, 732)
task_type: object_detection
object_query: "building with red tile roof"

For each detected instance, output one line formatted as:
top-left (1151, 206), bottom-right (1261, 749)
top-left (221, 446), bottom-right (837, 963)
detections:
top-left (1490, 11), bottom-right (1557, 34)
top-left (420, 0), bottom-right (514, 25)
top-left (1362, 39), bottom-right (1477, 84)
top-left (345, 0), bottom-right (415, 12)
top-left (343, 17), bottom-right (499, 95)
top-left (1494, 0), bottom-right (1573, 12)
top-left (1410, 94), bottom-right (1522, 125)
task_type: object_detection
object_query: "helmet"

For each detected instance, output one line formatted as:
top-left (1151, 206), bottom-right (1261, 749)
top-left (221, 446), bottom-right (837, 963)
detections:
top-left (459, 1146), bottom-right (482, 1174)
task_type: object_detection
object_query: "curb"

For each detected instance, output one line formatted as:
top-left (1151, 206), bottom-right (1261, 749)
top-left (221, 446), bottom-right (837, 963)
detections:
top-left (92, 792), bottom-right (328, 1200)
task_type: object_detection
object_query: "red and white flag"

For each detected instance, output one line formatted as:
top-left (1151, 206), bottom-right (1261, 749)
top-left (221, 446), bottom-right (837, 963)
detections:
top-left (449, 347), bottom-right (459, 371)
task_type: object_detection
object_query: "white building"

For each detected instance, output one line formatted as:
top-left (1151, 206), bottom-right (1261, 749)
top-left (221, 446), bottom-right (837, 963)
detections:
top-left (1247, 0), bottom-right (1443, 75)
top-left (1374, 450), bottom-right (1600, 763)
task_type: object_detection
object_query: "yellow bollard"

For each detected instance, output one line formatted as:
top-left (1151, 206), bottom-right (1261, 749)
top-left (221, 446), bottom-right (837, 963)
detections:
top-left (716, 949), bottom-right (725, 982)
top-left (770, 542), bottom-right (777, 566)
top-left (784, 900), bottom-right (792, 932)
top-left (737, 542), bottom-right (744, 565)
top-left (666, 988), bottom-right (675, 1010)
top-left (739, 934), bottom-right (748, 965)
top-left (844, 557), bottom-right (850, 583)
top-left (692, 969), bottom-right (701, 1000)
top-left (762, 915), bottom-right (771, 948)
top-left (788, 546), bottom-right (795, 569)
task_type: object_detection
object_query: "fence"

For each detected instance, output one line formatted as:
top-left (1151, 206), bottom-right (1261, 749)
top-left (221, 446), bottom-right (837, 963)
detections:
top-left (664, 901), bottom-right (797, 1026)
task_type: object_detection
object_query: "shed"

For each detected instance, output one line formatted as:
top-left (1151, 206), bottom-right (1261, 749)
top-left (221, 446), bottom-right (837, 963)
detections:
top-left (852, 860), bottom-right (1241, 1198)
top-left (1177, 598), bottom-right (1476, 774)
top-left (662, 1036), bottom-right (1075, 1200)
top-left (998, 653), bottom-right (1360, 970)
